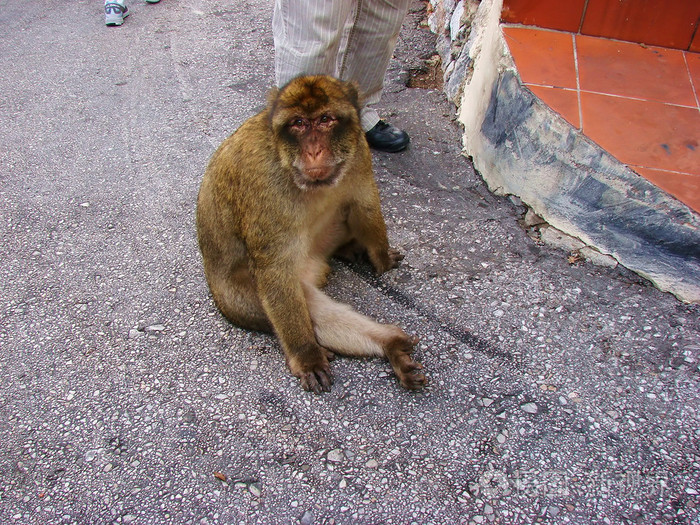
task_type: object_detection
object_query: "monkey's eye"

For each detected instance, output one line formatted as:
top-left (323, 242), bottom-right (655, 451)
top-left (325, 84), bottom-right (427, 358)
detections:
top-left (317, 114), bottom-right (337, 128)
top-left (290, 118), bottom-right (307, 130)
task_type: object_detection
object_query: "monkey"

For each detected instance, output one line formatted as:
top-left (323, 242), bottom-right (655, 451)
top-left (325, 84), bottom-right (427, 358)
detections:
top-left (196, 75), bottom-right (426, 394)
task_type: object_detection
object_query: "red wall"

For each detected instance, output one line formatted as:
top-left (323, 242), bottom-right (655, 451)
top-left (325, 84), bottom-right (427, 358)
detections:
top-left (501, 0), bottom-right (700, 51)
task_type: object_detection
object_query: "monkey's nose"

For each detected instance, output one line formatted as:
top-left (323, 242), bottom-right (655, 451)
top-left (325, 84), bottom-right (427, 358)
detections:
top-left (306, 144), bottom-right (324, 161)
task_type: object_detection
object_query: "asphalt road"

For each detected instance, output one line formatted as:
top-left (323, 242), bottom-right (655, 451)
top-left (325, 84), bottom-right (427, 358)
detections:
top-left (1, 1), bottom-right (699, 523)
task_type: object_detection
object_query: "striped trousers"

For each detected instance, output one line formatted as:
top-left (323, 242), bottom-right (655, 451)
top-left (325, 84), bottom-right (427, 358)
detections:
top-left (272, 0), bottom-right (411, 131)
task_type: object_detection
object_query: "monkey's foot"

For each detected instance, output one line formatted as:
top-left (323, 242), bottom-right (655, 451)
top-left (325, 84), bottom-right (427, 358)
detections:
top-left (387, 247), bottom-right (404, 269)
top-left (288, 344), bottom-right (334, 394)
top-left (369, 246), bottom-right (405, 275)
top-left (385, 335), bottom-right (427, 390)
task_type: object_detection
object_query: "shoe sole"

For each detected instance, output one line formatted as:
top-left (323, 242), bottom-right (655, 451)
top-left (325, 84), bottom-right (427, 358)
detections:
top-left (368, 140), bottom-right (410, 153)
top-left (105, 12), bottom-right (128, 25)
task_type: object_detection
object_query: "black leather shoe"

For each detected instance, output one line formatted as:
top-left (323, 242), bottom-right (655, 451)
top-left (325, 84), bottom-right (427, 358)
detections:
top-left (365, 120), bottom-right (410, 152)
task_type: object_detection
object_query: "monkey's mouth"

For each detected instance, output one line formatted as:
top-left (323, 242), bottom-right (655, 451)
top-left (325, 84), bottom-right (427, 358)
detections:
top-left (294, 163), bottom-right (346, 190)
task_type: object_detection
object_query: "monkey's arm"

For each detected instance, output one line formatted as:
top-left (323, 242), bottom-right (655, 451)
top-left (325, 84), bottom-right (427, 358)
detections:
top-left (252, 255), bottom-right (334, 394)
top-left (345, 190), bottom-right (403, 274)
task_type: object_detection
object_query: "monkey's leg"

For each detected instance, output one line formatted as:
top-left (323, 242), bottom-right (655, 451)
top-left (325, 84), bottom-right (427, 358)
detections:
top-left (207, 266), bottom-right (272, 333)
top-left (303, 284), bottom-right (426, 390)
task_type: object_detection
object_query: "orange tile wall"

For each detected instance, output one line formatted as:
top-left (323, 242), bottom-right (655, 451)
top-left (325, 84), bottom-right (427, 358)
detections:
top-left (501, 0), bottom-right (700, 51)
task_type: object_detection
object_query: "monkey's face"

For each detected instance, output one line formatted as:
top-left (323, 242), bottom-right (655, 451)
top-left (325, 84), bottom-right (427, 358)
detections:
top-left (270, 76), bottom-right (363, 191)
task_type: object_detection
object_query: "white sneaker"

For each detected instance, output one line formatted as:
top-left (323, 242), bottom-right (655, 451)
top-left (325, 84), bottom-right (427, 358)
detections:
top-left (105, 0), bottom-right (129, 26)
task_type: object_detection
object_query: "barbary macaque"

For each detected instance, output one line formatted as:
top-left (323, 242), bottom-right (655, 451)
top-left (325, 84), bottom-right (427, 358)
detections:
top-left (196, 75), bottom-right (426, 393)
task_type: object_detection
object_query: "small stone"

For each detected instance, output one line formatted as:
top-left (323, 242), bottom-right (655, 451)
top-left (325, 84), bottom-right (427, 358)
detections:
top-left (249, 482), bottom-right (261, 497)
top-left (300, 510), bottom-right (313, 525)
top-left (365, 459), bottom-right (379, 468)
top-left (85, 450), bottom-right (97, 462)
top-left (523, 209), bottom-right (546, 227)
top-left (128, 329), bottom-right (142, 339)
top-left (580, 247), bottom-right (618, 268)
top-left (327, 449), bottom-right (344, 463)
top-left (548, 506), bottom-right (560, 517)
top-left (493, 309), bottom-right (504, 318)
top-left (521, 402), bottom-right (538, 414)
top-left (496, 433), bottom-right (506, 444)
top-left (144, 324), bottom-right (165, 332)
top-left (539, 225), bottom-right (585, 252)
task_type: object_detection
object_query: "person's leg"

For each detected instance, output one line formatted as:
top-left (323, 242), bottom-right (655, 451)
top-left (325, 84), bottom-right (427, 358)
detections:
top-left (337, 0), bottom-right (411, 131)
top-left (273, 0), bottom-right (355, 88)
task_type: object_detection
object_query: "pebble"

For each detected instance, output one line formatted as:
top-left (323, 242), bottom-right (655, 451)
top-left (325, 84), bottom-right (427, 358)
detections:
top-left (249, 483), bottom-right (262, 497)
top-left (521, 402), bottom-right (538, 414)
top-left (327, 449), bottom-right (344, 463)
top-left (365, 459), bottom-right (379, 468)
top-left (301, 510), bottom-right (313, 525)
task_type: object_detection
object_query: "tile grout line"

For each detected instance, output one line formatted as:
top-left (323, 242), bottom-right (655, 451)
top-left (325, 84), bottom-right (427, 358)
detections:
top-left (629, 165), bottom-right (700, 178)
top-left (682, 51), bottom-right (700, 111)
top-left (572, 33), bottom-right (583, 131)
top-left (578, 89), bottom-right (700, 110)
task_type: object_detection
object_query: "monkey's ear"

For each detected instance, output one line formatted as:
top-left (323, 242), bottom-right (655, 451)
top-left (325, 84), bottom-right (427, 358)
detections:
top-left (342, 80), bottom-right (362, 113)
top-left (267, 87), bottom-right (280, 107)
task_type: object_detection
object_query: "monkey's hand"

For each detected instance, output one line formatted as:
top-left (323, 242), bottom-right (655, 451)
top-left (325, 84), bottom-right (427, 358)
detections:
top-left (385, 334), bottom-right (427, 390)
top-left (287, 342), bottom-right (334, 394)
top-left (369, 246), bottom-right (404, 275)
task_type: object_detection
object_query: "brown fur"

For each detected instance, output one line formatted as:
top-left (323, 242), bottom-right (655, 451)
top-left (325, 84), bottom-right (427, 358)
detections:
top-left (196, 75), bottom-right (426, 393)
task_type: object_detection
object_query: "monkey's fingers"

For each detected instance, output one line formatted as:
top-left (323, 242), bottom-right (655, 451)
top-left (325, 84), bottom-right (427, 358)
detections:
top-left (299, 367), bottom-right (334, 394)
top-left (399, 364), bottom-right (428, 390)
top-left (385, 334), bottom-right (426, 390)
top-left (388, 248), bottom-right (404, 266)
